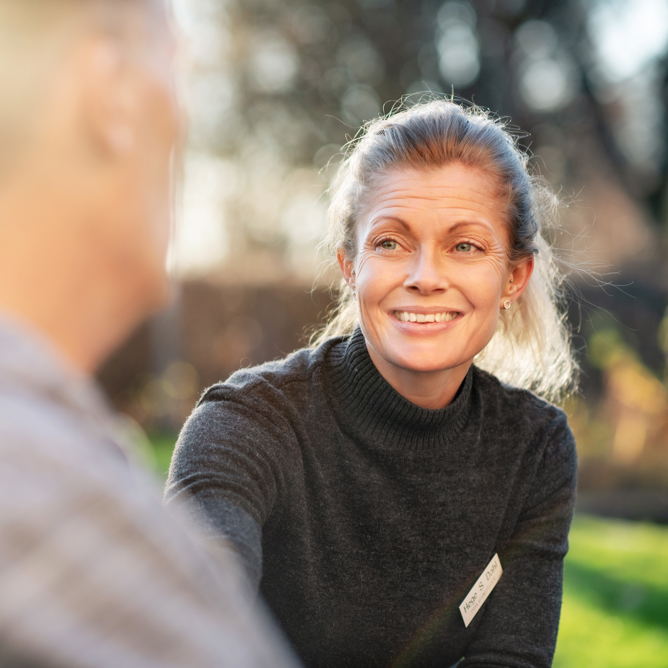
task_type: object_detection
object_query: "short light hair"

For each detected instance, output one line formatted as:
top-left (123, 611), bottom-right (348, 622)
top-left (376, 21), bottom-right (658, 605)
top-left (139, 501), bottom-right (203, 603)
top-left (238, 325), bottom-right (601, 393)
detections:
top-left (0, 0), bottom-right (164, 170)
top-left (316, 99), bottom-right (576, 401)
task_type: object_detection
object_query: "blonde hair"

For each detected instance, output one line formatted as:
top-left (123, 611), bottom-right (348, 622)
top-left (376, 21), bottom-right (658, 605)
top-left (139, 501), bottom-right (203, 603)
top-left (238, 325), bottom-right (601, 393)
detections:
top-left (315, 99), bottom-right (576, 402)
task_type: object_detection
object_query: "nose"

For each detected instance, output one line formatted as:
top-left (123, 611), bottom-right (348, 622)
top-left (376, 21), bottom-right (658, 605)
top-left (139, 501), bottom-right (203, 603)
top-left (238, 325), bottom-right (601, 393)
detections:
top-left (404, 246), bottom-right (449, 295)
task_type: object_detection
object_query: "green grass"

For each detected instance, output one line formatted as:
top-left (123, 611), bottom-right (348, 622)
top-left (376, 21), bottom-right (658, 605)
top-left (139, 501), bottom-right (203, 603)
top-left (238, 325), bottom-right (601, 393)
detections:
top-left (147, 435), bottom-right (668, 665)
top-left (555, 515), bottom-right (668, 668)
top-left (148, 431), bottom-right (178, 479)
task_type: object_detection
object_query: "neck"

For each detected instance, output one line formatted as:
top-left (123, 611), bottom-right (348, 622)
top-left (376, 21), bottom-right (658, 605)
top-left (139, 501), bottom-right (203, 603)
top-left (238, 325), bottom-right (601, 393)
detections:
top-left (0, 186), bottom-right (155, 375)
top-left (366, 343), bottom-right (471, 409)
top-left (0, 251), bottom-right (142, 375)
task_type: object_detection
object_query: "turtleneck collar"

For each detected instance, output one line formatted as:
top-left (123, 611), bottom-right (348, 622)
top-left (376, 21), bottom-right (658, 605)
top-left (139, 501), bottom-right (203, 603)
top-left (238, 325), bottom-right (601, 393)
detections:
top-left (325, 328), bottom-right (473, 451)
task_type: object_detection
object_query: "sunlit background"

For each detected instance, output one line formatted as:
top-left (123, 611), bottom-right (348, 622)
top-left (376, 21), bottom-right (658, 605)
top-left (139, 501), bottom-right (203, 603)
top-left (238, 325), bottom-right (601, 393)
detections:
top-left (99, 1), bottom-right (668, 664)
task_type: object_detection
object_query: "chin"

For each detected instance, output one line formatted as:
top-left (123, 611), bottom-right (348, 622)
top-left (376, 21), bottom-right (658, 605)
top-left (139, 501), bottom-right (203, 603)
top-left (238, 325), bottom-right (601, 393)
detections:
top-left (398, 357), bottom-right (462, 374)
top-left (385, 345), bottom-right (466, 375)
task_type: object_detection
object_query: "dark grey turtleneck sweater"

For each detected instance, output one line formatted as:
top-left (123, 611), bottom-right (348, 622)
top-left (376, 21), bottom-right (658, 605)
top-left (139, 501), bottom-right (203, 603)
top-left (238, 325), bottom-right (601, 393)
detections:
top-left (166, 329), bottom-right (577, 668)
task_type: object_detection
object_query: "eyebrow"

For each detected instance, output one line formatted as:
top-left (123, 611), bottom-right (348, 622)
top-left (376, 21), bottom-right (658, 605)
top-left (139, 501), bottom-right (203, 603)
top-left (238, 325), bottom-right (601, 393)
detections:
top-left (376, 215), bottom-right (411, 231)
top-left (369, 215), bottom-right (496, 235)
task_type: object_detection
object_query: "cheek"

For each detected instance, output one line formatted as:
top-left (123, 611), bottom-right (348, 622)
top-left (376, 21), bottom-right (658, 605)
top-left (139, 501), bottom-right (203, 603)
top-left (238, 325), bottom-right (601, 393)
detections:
top-left (355, 253), bottom-right (400, 302)
top-left (141, 74), bottom-right (180, 171)
top-left (466, 260), bottom-right (508, 303)
top-left (479, 274), bottom-right (505, 304)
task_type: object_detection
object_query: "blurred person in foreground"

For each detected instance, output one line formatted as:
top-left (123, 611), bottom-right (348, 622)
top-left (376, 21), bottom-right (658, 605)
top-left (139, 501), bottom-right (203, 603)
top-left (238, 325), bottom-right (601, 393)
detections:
top-left (167, 100), bottom-right (578, 668)
top-left (0, 1), bottom-right (299, 666)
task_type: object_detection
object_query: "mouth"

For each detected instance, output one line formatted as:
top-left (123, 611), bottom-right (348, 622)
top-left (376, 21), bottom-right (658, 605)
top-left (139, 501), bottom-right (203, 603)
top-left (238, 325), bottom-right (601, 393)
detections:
top-left (393, 310), bottom-right (459, 323)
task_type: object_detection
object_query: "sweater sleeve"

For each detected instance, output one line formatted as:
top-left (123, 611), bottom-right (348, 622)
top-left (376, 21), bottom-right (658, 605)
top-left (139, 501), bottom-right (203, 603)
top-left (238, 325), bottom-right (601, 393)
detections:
top-left (165, 379), bottom-right (302, 593)
top-left (461, 411), bottom-right (577, 668)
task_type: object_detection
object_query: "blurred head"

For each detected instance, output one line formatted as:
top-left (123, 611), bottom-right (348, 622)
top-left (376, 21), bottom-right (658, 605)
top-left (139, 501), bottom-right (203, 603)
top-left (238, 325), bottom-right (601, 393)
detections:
top-left (0, 0), bottom-right (181, 370)
top-left (321, 100), bottom-right (575, 400)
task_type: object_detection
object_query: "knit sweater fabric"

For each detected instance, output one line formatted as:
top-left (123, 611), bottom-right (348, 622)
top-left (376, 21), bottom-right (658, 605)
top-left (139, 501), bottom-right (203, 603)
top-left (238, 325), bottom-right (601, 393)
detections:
top-left (166, 328), bottom-right (577, 668)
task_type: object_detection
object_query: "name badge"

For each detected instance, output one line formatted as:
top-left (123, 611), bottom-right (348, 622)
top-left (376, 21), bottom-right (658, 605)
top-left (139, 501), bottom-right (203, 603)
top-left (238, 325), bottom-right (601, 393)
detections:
top-left (459, 553), bottom-right (503, 627)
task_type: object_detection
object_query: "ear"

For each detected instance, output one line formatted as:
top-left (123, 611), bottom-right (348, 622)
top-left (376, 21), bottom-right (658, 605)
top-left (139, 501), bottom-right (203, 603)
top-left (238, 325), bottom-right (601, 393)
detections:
top-left (501, 255), bottom-right (534, 306)
top-left (80, 36), bottom-right (137, 157)
top-left (337, 249), bottom-right (356, 291)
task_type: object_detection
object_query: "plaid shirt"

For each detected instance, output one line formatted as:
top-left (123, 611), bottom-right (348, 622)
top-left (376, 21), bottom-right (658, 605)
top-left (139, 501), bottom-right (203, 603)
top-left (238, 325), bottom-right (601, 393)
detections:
top-left (0, 314), bottom-right (299, 668)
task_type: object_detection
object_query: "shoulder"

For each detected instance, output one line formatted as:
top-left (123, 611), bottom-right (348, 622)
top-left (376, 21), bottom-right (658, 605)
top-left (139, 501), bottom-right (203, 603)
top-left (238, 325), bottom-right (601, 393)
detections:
top-left (177, 336), bottom-right (348, 455)
top-left (472, 368), bottom-right (577, 520)
top-left (0, 386), bottom-right (163, 542)
top-left (472, 365), bottom-right (576, 467)
top-left (170, 340), bottom-right (351, 511)
top-left (198, 335), bottom-right (346, 409)
top-left (472, 365), bottom-right (568, 427)
top-left (0, 387), bottom-right (100, 473)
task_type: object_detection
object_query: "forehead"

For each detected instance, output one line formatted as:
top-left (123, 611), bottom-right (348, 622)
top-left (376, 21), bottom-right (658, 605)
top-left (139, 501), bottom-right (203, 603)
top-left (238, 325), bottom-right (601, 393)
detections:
top-left (361, 163), bottom-right (508, 226)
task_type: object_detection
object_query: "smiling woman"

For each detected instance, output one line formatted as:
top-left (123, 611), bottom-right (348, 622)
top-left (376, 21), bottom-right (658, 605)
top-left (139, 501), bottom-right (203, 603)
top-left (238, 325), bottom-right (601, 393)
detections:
top-left (322, 100), bottom-right (574, 403)
top-left (166, 99), bottom-right (578, 668)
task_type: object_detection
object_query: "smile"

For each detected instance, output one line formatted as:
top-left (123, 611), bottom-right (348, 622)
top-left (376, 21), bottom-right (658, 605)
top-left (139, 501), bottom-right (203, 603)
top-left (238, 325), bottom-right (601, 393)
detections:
top-left (394, 311), bottom-right (459, 323)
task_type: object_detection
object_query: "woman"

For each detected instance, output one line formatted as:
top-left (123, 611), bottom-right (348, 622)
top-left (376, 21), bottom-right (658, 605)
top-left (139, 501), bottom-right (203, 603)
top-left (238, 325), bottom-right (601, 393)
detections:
top-left (166, 100), bottom-right (578, 668)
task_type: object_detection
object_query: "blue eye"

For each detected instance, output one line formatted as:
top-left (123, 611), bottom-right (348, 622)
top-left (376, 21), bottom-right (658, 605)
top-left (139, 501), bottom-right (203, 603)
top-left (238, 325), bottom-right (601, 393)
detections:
top-left (380, 239), bottom-right (397, 250)
top-left (456, 243), bottom-right (474, 252)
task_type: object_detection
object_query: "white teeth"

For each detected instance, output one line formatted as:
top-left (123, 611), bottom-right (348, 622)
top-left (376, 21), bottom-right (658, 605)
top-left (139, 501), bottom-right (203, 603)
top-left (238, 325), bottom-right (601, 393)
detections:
top-left (395, 311), bottom-right (458, 323)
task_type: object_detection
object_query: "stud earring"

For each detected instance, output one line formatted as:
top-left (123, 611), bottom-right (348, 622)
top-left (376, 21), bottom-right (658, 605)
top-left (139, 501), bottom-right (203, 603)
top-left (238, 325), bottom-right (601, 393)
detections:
top-left (510, 277), bottom-right (514, 283)
top-left (503, 300), bottom-right (511, 310)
